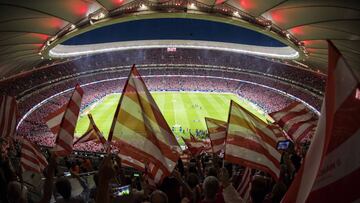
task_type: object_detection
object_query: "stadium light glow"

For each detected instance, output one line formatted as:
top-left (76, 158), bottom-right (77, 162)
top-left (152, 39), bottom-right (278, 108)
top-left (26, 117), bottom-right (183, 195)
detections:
top-left (188, 3), bottom-right (197, 9)
top-left (49, 40), bottom-right (299, 59)
top-left (286, 33), bottom-right (291, 39)
top-left (292, 60), bottom-right (309, 68)
top-left (139, 4), bottom-right (148, 11)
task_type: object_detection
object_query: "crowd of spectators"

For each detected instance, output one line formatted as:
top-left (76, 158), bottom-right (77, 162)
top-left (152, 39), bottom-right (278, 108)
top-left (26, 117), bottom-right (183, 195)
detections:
top-left (16, 65), bottom-right (322, 118)
top-left (0, 48), bottom-right (325, 98)
top-left (17, 74), bottom-right (320, 150)
top-left (1, 134), bottom-right (306, 203)
top-left (0, 47), bottom-right (328, 203)
top-left (2, 47), bottom-right (323, 155)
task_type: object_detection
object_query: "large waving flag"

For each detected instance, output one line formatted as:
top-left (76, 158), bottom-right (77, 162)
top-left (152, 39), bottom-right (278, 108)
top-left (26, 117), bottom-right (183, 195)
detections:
top-left (270, 101), bottom-right (318, 143)
top-left (20, 138), bottom-right (48, 174)
top-left (108, 65), bottom-right (181, 184)
top-left (225, 100), bottom-right (281, 180)
top-left (45, 84), bottom-right (84, 156)
top-left (74, 114), bottom-right (106, 145)
top-left (282, 42), bottom-right (360, 203)
top-left (205, 117), bottom-right (227, 154)
top-left (0, 95), bottom-right (17, 139)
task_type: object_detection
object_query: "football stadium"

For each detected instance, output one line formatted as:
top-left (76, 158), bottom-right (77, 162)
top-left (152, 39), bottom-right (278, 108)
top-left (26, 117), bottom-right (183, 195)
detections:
top-left (0, 1), bottom-right (359, 203)
top-left (75, 92), bottom-right (271, 140)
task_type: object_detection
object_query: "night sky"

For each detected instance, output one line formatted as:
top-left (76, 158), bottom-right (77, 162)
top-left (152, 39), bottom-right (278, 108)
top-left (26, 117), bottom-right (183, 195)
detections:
top-left (63, 18), bottom-right (285, 47)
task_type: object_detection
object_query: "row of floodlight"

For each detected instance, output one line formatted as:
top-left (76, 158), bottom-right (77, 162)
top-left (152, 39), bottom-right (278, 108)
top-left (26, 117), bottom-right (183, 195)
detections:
top-left (38, 0), bottom-right (308, 59)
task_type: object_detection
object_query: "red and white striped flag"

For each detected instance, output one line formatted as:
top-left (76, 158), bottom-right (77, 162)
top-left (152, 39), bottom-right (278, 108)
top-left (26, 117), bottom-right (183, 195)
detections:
top-left (203, 139), bottom-right (213, 153)
top-left (237, 168), bottom-right (253, 199)
top-left (108, 65), bottom-right (181, 184)
top-left (145, 163), bottom-right (158, 188)
top-left (88, 114), bottom-right (106, 144)
top-left (118, 153), bottom-right (146, 172)
top-left (74, 114), bottom-right (106, 145)
top-left (45, 84), bottom-right (84, 156)
top-left (270, 101), bottom-right (317, 143)
top-left (74, 128), bottom-right (97, 145)
top-left (205, 117), bottom-right (227, 154)
top-left (183, 134), bottom-right (212, 155)
top-left (225, 101), bottom-right (281, 180)
top-left (180, 149), bottom-right (191, 167)
top-left (267, 124), bottom-right (288, 141)
top-left (0, 95), bottom-right (17, 139)
top-left (191, 133), bottom-right (212, 153)
top-left (182, 137), bottom-right (205, 155)
top-left (282, 41), bottom-right (360, 203)
top-left (20, 138), bottom-right (48, 173)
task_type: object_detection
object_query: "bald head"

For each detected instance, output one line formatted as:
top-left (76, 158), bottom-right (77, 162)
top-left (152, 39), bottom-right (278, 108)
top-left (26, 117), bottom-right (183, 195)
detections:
top-left (150, 190), bottom-right (168, 203)
top-left (203, 176), bottom-right (219, 201)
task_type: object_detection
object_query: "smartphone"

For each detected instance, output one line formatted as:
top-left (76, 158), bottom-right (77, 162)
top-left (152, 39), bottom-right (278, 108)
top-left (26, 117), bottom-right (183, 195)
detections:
top-left (112, 185), bottom-right (131, 197)
top-left (133, 173), bottom-right (142, 190)
top-left (276, 140), bottom-right (292, 150)
top-left (64, 172), bottom-right (71, 177)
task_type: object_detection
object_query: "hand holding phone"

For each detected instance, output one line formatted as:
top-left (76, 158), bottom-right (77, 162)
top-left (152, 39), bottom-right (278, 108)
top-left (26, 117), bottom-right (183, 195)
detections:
top-left (112, 185), bottom-right (131, 197)
top-left (276, 140), bottom-right (293, 151)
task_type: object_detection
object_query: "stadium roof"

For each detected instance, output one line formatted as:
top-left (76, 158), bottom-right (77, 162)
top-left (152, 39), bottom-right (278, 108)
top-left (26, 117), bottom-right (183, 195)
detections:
top-left (0, 0), bottom-right (359, 79)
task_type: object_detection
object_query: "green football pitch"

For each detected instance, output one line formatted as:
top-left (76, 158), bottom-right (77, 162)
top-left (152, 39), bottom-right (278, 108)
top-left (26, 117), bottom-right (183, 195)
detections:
top-left (75, 92), bottom-right (272, 140)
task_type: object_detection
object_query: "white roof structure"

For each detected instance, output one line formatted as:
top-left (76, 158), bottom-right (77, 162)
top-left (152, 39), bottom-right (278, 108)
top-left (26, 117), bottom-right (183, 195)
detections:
top-left (0, 0), bottom-right (359, 78)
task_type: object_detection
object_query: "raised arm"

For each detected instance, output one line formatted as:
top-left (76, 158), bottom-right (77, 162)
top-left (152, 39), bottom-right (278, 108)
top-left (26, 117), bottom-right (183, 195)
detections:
top-left (95, 156), bottom-right (116, 203)
top-left (38, 155), bottom-right (56, 203)
top-left (219, 168), bottom-right (244, 203)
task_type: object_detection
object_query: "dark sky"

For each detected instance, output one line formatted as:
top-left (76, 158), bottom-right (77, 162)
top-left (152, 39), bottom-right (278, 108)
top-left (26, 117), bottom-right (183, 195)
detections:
top-left (63, 18), bottom-right (285, 47)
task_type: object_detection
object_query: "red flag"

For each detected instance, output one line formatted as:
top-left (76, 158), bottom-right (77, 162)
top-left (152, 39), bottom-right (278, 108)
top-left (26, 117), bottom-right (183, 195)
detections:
top-left (183, 133), bottom-right (212, 155)
top-left (45, 84), bottom-right (84, 156)
top-left (282, 41), bottom-right (360, 203)
top-left (270, 101), bottom-right (318, 143)
top-left (0, 95), bottom-right (17, 139)
top-left (20, 138), bottom-right (48, 173)
top-left (205, 117), bottom-right (227, 154)
top-left (117, 153), bottom-right (146, 172)
top-left (182, 137), bottom-right (205, 155)
top-left (225, 100), bottom-right (281, 180)
top-left (108, 65), bottom-right (181, 183)
top-left (180, 149), bottom-right (191, 167)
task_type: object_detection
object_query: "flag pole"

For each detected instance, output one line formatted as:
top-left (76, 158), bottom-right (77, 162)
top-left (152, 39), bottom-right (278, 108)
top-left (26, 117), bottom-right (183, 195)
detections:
top-left (107, 64), bottom-right (136, 154)
top-left (204, 117), bottom-right (215, 155)
top-left (223, 100), bottom-right (233, 168)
